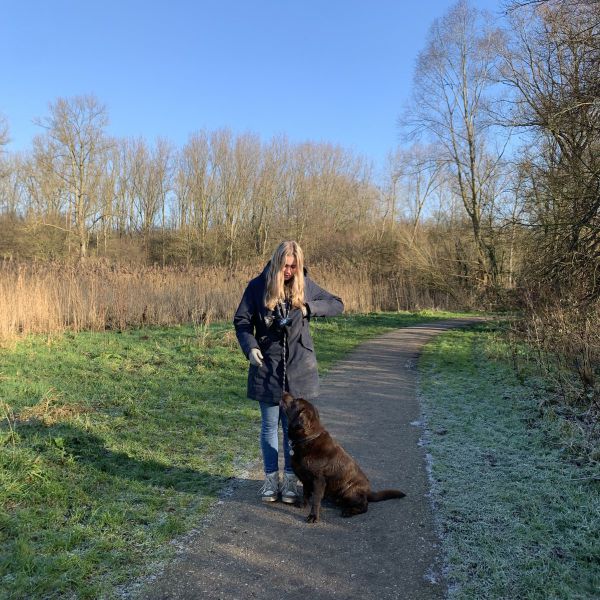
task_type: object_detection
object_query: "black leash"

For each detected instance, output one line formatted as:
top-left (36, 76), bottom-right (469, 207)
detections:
top-left (277, 299), bottom-right (290, 393)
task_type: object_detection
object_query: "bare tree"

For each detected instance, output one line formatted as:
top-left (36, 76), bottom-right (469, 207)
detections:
top-left (388, 145), bottom-right (443, 243)
top-left (33, 95), bottom-right (111, 259)
top-left (0, 113), bottom-right (9, 153)
top-left (0, 156), bottom-right (24, 216)
top-left (129, 137), bottom-right (173, 259)
top-left (210, 130), bottom-right (259, 269)
top-left (314, 145), bottom-right (374, 235)
top-left (502, 0), bottom-right (600, 297)
top-left (174, 131), bottom-right (215, 262)
top-left (286, 142), bottom-right (314, 243)
top-left (403, 0), bottom-right (508, 287)
top-left (0, 114), bottom-right (10, 187)
top-left (249, 136), bottom-right (288, 257)
top-left (95, 141), bottom-right (121, 253)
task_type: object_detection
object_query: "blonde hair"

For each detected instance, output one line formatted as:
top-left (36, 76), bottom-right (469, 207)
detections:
top-left (265, 241), bottom-right (305, 310)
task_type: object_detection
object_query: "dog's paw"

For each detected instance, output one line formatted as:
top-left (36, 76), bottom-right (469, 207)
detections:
top-left (306, 513), bottom-right (318, 523)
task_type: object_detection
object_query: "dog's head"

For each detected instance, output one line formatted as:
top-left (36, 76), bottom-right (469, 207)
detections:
top-left (280, 392), bottom-right (321, 439)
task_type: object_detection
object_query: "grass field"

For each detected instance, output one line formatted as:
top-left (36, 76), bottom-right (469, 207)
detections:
top-left (0, 311), bottom-right (454, 600)
top-left (419, 323), bottom-right (600, 600)
top-left (4, 314), bottom-right (594, 599)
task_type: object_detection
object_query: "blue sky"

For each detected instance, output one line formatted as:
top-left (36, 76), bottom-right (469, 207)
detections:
top-left (1, 0), bottom-right (503, 174)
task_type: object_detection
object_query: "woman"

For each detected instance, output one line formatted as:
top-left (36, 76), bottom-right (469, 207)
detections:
top-left (233, 241), bottom-right (344, 503)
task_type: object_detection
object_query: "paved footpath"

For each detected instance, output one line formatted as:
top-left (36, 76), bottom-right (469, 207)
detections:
top-left (138, 319), bottom-right (484, 600)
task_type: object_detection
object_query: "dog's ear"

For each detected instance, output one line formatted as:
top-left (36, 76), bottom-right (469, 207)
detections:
top-left (297, 409), bottom-right (313, 433)
top-left (300, 399), bottom-right (319, 422)
top-left (299, 403), bottom-right (319, 430)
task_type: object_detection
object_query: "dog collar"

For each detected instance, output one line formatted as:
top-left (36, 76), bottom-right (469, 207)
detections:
top-left (289, 431), bottom-right (323, 455)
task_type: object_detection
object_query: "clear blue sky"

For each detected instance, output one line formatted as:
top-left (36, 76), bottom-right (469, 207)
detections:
top-left (1, 0), bottom-right (503, 174)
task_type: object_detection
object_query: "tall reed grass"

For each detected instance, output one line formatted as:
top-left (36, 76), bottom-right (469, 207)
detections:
top-left (0, 259), bottom-right (460, 340)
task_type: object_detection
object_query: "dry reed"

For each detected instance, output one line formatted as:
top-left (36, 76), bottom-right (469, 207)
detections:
top-left (0, 259), bottom-right (458, 340)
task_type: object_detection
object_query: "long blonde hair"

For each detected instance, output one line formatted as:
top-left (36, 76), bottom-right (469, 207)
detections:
top-left (265, 241), bottom-right (305, 310)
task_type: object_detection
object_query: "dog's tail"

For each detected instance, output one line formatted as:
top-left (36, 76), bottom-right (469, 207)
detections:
top-left (368, 489), bottom-right (406, 502)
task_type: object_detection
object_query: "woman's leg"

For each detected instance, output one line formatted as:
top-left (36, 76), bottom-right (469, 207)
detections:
top-left (259, 401), bottom-right (280, 474)
top-left (279, 406), bottom-right (299, 503)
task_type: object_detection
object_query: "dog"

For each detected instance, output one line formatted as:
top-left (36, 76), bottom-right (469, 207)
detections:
top-left (280, 392), bottom-right (405, 522)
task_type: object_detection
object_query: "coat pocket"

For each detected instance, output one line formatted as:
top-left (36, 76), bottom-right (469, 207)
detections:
top-left (259, 335), bottom-right (284, 358)
top-left (299, 333), bottom-right (315, 352)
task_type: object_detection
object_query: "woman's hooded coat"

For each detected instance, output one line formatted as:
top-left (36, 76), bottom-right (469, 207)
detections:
top-left (233, 263), bottom-right (343, 404)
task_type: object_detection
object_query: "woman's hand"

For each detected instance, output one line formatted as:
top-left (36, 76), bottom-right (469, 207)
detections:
top-left (248, 348), bottom-right (264, 367)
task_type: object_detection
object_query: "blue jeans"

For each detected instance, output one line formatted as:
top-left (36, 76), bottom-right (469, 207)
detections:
top-left (259, 402), bottom-right (293, 475)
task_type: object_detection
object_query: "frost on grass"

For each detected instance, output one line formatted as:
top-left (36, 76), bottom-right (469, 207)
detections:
top-left (417, 329), bottom-right (600, 600)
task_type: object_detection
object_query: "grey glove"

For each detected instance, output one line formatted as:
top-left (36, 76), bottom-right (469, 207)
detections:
top-left (248, 348), bottom-right (264, 368)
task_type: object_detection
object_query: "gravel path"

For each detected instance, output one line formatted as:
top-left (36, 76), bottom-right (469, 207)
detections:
top-left (139, 318), bottom-right (484, 600)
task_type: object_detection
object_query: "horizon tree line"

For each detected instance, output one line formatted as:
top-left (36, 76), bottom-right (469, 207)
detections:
top-left (0, 0), bottom-right (597, 308)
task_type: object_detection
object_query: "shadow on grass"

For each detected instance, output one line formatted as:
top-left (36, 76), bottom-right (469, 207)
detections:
top-left (13, 419), bottom-right (230, 494)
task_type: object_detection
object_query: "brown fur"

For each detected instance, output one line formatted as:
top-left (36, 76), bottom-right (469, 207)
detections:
top-left (280, 392), bottom-right (405, 523)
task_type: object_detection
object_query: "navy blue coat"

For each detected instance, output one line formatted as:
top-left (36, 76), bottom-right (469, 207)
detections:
top-left (233, 264), bottom-right (344, 404)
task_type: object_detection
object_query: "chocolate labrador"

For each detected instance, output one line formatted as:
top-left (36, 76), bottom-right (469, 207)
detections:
top-left (280, 392), bottom-right (405, 522)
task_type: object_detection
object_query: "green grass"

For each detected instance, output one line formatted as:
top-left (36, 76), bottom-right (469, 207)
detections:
top-left (0, 310), bottom-right (464, 599)
top-left (419, 323), bottom-right (600, 600)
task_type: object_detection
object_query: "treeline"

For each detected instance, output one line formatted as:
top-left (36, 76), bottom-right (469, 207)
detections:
top-left (0, 98), bottom-right (518, 310)
top-left (0, 124), bottom-right (379, 268)
top-left (0, 1), bottom-right (597, 410)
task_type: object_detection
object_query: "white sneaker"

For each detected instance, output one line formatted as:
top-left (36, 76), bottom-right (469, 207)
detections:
top-left (259, 472), bottom-right (279, 502)
top-left (280, 472), bottom-right (299, 504)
